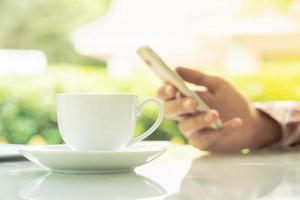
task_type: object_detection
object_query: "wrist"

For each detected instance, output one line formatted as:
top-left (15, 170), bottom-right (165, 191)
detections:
top-left (251, 108), bottom-right (282, 148)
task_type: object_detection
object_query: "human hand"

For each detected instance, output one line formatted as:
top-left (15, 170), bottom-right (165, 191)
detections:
top-left (157, 67), bottom-right (281, 152)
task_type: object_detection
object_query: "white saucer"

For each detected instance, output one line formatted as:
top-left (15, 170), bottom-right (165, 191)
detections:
top-left (19, 142), bottom-right (168, 174)
top-left (0, 144), bottom-right (27, 158)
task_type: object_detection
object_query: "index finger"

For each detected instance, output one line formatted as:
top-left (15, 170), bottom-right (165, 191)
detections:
top-left (176, 67), bottom-right (224, 93)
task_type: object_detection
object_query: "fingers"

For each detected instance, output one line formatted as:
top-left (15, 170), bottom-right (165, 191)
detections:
top-left (175, 66), bottom-right (224, 93)
top-left (157, 84), bottom-right (214, 106)
top-left (179, 110), bottom-right (219, 137)
top-left (157, 84), bottom-right (206, 120)
top-left (165, 97), bottom-right (198, 119)
top-left (157, 84), bottom-right (177, 100)
top-left (187, 118), bottom-right (243, 151)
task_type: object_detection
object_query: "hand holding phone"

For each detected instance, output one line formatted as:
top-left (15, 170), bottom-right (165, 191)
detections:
top-left (137, 45), bottom-right (222, 129)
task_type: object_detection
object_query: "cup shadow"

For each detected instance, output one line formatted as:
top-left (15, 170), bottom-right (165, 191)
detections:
top-left (19, 171), bottom-right (166, 200)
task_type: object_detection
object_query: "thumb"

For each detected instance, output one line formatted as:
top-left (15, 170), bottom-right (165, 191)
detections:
top-left (176, 66), bottom-right (222, 93)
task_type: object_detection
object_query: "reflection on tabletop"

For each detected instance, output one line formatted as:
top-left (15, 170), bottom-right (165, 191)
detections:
top-left (2, 145), bottom-right (300, 200)
top-left (0, 160), bottom-right (166, 200)
top-left (167, 150), bottom-right (300, 200)
top-left (19, 172), bottom-right (166, 200)
top-left (0, 161), bottom-right (46, 200)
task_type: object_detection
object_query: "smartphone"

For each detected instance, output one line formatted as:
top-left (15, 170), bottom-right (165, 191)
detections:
top-left (137, 45), bottom-right (222, 129)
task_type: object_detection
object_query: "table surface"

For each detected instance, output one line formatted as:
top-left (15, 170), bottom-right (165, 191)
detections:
top-left (1, 144), bottom-right (300, 200)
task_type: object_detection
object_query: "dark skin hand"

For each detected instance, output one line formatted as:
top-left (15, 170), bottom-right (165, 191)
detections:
top-left (157, 67), bottom-right (282, 152)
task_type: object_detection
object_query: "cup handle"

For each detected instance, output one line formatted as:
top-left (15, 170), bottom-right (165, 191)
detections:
top-left (127, 97), bottom-right (164, 146)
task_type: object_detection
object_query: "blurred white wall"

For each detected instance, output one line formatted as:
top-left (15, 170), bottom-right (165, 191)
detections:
top-left (0, 49), bottom-right (47, 76)
top-left (72, 0), bottom-right (300, 78)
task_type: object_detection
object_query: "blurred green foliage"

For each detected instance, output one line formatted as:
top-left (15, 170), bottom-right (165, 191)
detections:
top-left (0, 65), bottom-right (183, 144)
top-left (0, 0), bottom-right (299, 144)
top-left (0, 63), bottom-right (299, 144)
top-left (230, 61), bottom-right (300, 102)
top-left (243, 0), bottom-right (296, 16)
top-left (0, 0), bottom-right (109, 64)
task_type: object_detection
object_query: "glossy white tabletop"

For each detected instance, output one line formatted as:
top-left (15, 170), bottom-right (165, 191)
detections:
top-left (2, 144), bottom-right (300, 200)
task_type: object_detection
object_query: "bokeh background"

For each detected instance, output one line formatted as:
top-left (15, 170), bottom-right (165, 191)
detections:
top-left (0, 0), bottom-right (300, 145)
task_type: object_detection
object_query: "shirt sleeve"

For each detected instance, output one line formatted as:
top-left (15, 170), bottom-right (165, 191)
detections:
top-left (255, 101), bottom-right (300, 148)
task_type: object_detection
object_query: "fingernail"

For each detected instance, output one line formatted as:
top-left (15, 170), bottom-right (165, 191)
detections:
top-left (183, 99), bottom-right (193, 109)
top-left (204, 113), bottom-right (213, 122)
top-left (204, 110), bottom-right (218, 122)
top-left (165, 85), bottom-right (174, 96)
top-left (231, 118), bottom-right (242, 128)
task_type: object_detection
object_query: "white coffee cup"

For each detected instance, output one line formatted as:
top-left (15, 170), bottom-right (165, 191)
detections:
top-left (56, 94), bottom-right (164, 151)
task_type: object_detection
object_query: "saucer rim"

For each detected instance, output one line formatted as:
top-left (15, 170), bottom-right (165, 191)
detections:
top-left (18, 144), bottom-right (167, 155)
top-left (50, 168), bottom-right (134, 174)
top-left (18, 143), bottom-right (168, 174)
